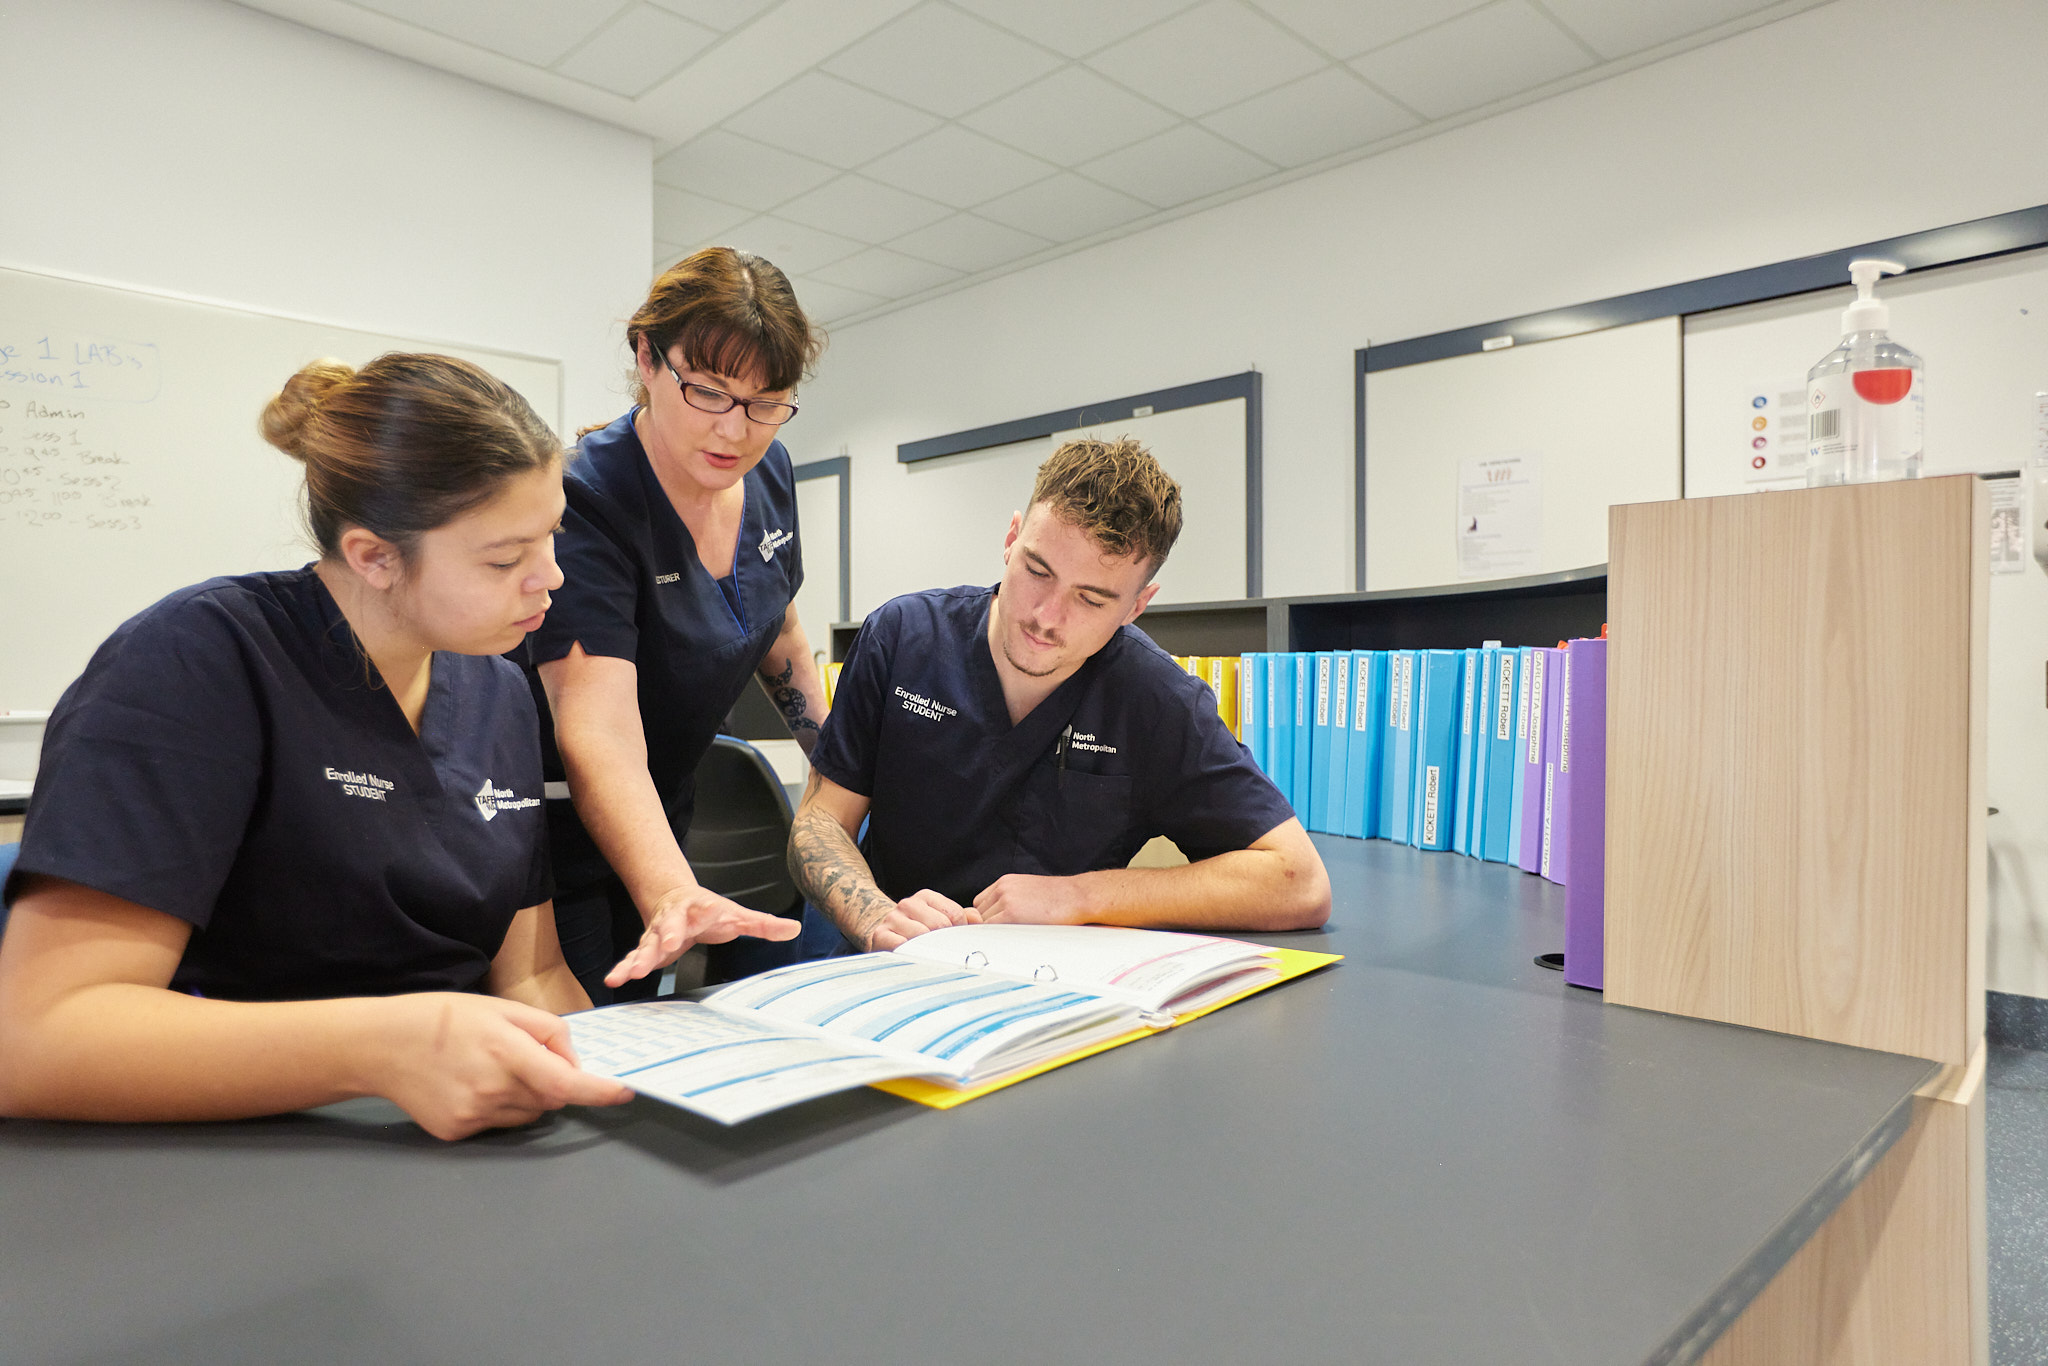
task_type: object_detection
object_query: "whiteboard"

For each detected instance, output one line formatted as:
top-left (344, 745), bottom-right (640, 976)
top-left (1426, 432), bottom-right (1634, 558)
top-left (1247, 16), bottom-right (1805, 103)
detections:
top-left (1682, 245), bottom-right (2048, 995)
top-left (0, 264), bottom-right (562, 712)
top-left (1363, 316), bottom-right (1682, 591)
top-left (871, 397), bottom-right (1249, 613)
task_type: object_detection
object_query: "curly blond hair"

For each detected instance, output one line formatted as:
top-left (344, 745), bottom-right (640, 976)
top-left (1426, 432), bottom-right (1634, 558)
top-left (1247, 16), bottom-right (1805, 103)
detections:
top-left (1029, 436), bottom-right (1183, 580)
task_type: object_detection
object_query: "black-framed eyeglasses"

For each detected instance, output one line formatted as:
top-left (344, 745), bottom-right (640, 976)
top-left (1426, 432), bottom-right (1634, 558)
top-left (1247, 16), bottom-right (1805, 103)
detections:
top-left (664, 360), bottom-right (799, 426)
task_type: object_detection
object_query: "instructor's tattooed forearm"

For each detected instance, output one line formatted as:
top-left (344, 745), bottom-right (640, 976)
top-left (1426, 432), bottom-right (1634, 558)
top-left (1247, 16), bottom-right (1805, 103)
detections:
top-left (789, 802), bottom-right (897, 949)
top-left (762, 658), bottom-right (820, 737)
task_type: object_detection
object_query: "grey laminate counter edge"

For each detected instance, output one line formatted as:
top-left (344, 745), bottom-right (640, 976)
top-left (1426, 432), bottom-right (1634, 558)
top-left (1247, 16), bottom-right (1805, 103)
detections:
top-left (1650, 1040), bottom-right (1937, 1364)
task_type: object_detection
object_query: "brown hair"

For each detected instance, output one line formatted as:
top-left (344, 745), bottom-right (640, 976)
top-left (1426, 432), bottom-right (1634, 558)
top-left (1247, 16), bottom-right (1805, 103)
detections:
top-left (259, 353), bottom-right (561, 560)
top-left (1029, 436), bottom-right (1184, 580)
top-left (626, 247), bottom-right (822, 408)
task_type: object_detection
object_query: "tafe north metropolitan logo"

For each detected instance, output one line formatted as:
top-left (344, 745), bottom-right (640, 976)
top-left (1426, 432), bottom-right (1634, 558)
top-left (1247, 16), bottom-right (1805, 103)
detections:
top-left (474, 778), bottom-right (540, 821)
top-left (758, 527), bottom-right (793, 561)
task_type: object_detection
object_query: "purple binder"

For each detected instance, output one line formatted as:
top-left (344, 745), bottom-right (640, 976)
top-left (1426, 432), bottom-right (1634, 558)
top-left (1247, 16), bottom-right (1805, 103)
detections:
top-left (1514, 647), bottom-right (1552, 873)
top-left (1563, 638), bottom-right (1607, 990)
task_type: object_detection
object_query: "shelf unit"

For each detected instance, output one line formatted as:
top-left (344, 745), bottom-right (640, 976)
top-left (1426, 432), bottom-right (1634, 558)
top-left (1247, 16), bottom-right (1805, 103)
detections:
top-left (827, 566), bottom-right (1609, 664)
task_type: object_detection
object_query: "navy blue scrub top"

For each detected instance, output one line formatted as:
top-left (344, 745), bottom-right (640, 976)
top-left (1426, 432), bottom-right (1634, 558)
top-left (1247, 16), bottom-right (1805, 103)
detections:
top-left (4, 569), bottom-right (552, 1001)
top-left (523, 410), bottom-right (803, 863)
top-left (808, 586), bottom-right (1296, 908)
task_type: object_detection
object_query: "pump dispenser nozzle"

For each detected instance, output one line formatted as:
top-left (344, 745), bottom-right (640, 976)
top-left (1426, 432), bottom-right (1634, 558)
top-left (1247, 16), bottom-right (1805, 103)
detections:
top-left (1843, 258), bottom-right (1905, 333)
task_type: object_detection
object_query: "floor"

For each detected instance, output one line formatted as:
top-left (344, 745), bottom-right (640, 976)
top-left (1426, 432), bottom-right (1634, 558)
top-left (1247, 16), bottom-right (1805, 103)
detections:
top-left (1993, 1045), bottom-right (2048, 1365)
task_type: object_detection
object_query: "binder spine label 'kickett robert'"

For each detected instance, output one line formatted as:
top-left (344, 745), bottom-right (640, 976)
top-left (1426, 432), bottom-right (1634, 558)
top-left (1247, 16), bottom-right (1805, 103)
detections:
top-left (1496, 654), bottom-right (1514, 741)
top-left (1354, 656), bottom-right (1372, 731)
top-left (1423, 765), bottom-right (1441, 844)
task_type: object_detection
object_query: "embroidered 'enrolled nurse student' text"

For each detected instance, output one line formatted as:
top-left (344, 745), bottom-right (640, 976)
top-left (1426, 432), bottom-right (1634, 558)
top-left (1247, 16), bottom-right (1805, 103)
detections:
top-left (895, 687), bottom-right (957, 722)
top-left (325, 767), bottom-right (393, 801)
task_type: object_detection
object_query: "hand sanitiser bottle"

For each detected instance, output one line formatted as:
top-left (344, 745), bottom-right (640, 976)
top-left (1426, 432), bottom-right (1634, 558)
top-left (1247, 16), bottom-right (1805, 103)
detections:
top-left (1807, 259), bottom-right (1924, 485)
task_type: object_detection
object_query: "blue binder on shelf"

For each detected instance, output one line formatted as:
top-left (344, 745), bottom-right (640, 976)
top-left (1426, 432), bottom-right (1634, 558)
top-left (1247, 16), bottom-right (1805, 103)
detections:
top-left (1452, 647), bottom-right (1480, 856)
top-left (1477, 647), bottom-right (1516, 863)
top-left (1505, 646), bottom-right (1534, 867)
top-left (1410, 650), bottom-right (1461, 851)
top-left (1384, 651), bottom-right (1416, 844)
top-left (1291, 653), bottom-right (1314, 819)
top-left (1306, 652), bottom-right (1336, 833)
top-left (1240, 652), bottom-right (1265, 774)
top-left (1343, 651), bottom-right (1385, 840)
top-left (1267, 652), bottom-right (1294, 811)
top-left (1323, 651), bottom-right (1353, 838)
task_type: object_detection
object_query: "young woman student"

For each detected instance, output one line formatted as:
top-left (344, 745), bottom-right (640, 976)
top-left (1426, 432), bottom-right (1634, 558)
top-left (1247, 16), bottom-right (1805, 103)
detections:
top-left (528, 247), bottom-right (835, 1002)
top-left (0, 355), bottom-right (641, 1141)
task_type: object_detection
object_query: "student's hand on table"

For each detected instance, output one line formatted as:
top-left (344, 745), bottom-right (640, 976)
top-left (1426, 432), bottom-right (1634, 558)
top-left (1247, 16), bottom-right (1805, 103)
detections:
top-left (374, 994), bottom-right (633, 1142)
top-left (606, 887), bottom-right (801, 988)
top-left (972, 874), bottom-right (1089, 927)
top-left (861, 888), bottom-right (979, 952)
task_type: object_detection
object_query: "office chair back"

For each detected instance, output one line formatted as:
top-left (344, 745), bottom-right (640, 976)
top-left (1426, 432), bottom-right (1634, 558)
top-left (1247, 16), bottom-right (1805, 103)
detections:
top-left (683, 737), bottom-right (802, 921)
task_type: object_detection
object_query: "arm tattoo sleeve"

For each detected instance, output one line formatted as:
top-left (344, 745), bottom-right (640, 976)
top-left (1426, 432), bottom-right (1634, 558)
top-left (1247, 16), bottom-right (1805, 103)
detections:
top-left (761, 657), bottom-right (820, 738)
top-left (788, 805), bottom-right (897, 949)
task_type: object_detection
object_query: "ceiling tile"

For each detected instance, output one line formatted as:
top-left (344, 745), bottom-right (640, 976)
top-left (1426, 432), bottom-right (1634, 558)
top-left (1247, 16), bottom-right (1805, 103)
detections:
top-left (1200, 67), bottom-right (1418, 166)
top-left (974, 172), bottom-right (1153, 243)
top-left (1085, 0), bottom-right (1329, 118)
top-left (814, 247), bottom-right (963, 299)
top-left (821, 2), bottom-right (1065, 117)
top-left (646, 0), bottom-right (782, 31)
top-left (722, 72), bottom-right (941, 169)
top-left (1350, 0), bottom-right (1594, 120)
top-left (1246, 0), bottom-right (1488, 59)
top-left (654, 239), bottom-right (689, 271)
top-left (861, 126), bottom-right (1057, 209)
top-left (348, 0), bottom-right (625, 66)
top-left (1077, 124), bottom-right (1275, 209)
top-left (948, 0), bottom-right (1202, 59)
top-left (555, 5), bottom-right (718, 98)
top-left (888, 213), bottom-right (1055, 273)
top-left (1539, 0), bottom-right (1794, 60)
top-left (654, 130), bottom-right (840, 211)
top-left (961, 65), bottom-right (1180, 166)
top-left (653, 185), bottom-right (755, 244)
top-left (774, 174), bottom-right (954, 240)
top-left (787, 276), bottom-right (889, 324)
top-left (721, 215), bottom-right (867, 275)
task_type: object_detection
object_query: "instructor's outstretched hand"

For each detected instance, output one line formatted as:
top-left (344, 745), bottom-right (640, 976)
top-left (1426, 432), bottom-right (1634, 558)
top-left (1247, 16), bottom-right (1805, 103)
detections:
top-left (605, 886), bottom-right (800, 988)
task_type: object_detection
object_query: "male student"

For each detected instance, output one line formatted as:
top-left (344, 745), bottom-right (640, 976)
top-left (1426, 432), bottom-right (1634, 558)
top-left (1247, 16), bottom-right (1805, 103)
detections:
top-left (784, 437), bottom-right (1329, 954)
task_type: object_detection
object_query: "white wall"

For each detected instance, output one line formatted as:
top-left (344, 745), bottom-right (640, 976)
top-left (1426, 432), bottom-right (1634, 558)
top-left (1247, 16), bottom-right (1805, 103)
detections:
top-left (802, 0), bottom-right (2048, 608)
top-left (0, 0), bottom-right (650, 434)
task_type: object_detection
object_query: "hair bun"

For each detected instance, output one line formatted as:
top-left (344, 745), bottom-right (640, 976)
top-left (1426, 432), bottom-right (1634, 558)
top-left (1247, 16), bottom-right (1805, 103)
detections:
top-left (259, 358), bottom-right (354, 461)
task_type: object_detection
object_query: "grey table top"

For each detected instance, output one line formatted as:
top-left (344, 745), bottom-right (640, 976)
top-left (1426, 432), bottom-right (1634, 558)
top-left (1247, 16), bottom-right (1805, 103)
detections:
top-left (0, 836), bottom-right (1938, 1366)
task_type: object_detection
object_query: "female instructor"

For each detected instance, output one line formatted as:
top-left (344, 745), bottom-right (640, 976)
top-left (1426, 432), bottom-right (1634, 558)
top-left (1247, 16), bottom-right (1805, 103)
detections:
top-left (530, 247), bottom-right (832, 1003)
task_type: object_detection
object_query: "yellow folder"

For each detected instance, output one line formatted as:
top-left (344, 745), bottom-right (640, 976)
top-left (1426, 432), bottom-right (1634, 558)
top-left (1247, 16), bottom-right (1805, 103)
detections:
top-left (871, 946), bottom-right (1341, 1110)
